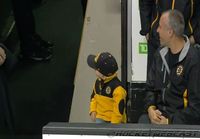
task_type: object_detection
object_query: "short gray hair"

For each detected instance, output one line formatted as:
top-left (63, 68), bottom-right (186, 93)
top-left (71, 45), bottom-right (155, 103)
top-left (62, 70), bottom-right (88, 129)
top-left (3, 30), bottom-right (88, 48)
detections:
top-left (166, 9), bottom-right (185, 36)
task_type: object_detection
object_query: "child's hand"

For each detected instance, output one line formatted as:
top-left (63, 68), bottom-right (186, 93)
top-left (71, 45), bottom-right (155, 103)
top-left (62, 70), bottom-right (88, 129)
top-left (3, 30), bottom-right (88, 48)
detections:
top-left (90, 112), bottom-right (97, 122)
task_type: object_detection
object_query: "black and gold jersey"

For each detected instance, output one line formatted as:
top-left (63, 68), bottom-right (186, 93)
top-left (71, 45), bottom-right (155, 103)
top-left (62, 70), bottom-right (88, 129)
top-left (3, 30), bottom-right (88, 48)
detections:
top-left (89, 74), bottom-right (127, 123)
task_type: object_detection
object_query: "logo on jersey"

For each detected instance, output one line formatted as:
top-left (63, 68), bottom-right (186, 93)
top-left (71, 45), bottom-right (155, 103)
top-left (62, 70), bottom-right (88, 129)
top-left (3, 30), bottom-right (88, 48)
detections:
top-left (176, 65), bottom-right (184, 76)
top-left (106, 86), bottom-right (111, 95)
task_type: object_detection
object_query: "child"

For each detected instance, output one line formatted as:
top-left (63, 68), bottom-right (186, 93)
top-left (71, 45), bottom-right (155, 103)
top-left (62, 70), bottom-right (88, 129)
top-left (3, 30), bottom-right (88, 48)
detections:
top-left (87, 52), bottom-right (127, 123)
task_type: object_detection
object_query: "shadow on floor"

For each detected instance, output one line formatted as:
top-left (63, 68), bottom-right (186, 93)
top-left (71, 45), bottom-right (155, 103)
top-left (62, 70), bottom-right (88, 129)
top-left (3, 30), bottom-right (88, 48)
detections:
top-left (7, 0), bottom-right (84, 138)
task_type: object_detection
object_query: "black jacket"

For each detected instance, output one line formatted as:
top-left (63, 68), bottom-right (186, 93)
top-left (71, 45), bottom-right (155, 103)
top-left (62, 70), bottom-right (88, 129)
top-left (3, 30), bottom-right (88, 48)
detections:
top-left (0, 43), bottom-right (16, 134)
top-left (145, 37), bottom-right (200, 124)
top-left (139, 0), bottom-right (200, 45)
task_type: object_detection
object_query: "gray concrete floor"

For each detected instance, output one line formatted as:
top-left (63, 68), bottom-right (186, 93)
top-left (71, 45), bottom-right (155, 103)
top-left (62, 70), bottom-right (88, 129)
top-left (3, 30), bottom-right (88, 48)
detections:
top-left (69, 0), bottom-right (122, 123)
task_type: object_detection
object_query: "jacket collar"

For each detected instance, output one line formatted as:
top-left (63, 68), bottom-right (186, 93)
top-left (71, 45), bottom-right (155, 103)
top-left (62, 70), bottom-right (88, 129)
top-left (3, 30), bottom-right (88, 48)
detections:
top-left (159, 35), bottom-right (190, 74)
top-left (104, 73), bottom-right (117, 83)
top-left (98, 73), bottom-right (117, 84)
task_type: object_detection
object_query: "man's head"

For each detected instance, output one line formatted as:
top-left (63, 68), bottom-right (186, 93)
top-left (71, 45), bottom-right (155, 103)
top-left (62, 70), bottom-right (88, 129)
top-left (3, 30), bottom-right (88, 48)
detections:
top-left (87, 52), bottom-right (118, 77)
top-left (157, 9), bottom-right (185, 47)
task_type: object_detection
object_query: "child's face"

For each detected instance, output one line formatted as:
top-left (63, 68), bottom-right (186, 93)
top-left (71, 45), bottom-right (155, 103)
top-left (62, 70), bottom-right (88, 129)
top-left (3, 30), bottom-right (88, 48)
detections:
top-left (95, 70), bottom-right (105, 80)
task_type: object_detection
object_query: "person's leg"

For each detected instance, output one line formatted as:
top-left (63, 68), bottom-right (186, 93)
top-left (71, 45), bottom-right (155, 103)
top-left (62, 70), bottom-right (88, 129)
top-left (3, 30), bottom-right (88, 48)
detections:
top-left (11, 0), bottom-right (53, 61)
top-left (0, 68), bottom-right (15, 138)
top-left (138, 114), bottom-right (151, 124)
top-left (11, 0), bottom-right (35, 45)
top-left (81, 0), bottom-right (87, 16)
top-left (95, 118), bottom-right (109, 123)
top-left (32, 0), bottom-right (42, 5)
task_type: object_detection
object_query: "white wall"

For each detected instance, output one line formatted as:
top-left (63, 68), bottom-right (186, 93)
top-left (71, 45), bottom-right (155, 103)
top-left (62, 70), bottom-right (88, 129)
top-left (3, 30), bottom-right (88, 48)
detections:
top-left (131, 1), bottom-right (147, 82)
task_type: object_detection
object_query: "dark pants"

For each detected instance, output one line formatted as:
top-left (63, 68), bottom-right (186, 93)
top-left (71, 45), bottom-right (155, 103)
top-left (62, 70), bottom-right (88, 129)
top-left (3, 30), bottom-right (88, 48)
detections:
top-left (0, 69), bottom-right (14, 137)
top-left (146, 36), bottom-right (160, 80)
top-left (11, 0), bottom-right (36, 52)
top-left (0, 45), bottom-right (16, 138)
top-left (138, 114), bottom-right (151, 124)
top-left (81, 0), bottom-right (87, 16)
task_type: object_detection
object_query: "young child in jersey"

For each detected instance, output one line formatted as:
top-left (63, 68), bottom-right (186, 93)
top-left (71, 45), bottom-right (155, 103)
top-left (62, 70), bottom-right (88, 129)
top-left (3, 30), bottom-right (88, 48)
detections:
top-left (87, 52), bottom-right (127, 123)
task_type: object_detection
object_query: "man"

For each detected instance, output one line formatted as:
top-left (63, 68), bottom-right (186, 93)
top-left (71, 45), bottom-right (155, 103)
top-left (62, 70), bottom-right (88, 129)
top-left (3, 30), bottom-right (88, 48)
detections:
top-left (139, 10), bottom-right (200, 124)
top-left (11, 0), bottom-right (53, 61)
top-left (81, 0), bottom-right (87, 16)
top-left (0, 43), bottom-right (16, 137)
top-left (139, 0), bottom-right (200, 72)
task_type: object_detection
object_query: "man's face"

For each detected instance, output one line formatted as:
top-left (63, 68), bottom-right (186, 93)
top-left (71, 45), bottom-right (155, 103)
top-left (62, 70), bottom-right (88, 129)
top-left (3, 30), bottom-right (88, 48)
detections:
top-left (157, 13), bottom-right (172, 47)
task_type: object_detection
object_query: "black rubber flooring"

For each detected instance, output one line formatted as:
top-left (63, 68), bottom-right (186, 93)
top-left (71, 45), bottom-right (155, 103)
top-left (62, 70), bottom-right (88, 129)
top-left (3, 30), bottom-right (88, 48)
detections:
top-left (8, 0), bottom-right (84, 138)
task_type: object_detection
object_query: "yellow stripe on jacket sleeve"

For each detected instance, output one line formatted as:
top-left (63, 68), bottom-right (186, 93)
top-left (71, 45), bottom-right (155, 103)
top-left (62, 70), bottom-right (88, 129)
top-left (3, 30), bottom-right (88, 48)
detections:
top-left (171, 0), bottom-right (175, 10)
top-left (183, 89), bottom-right (188, 108)
top-left (188, 0), bottom-right (194, 34)
top-left (150, 0), bottom-right (159, 29)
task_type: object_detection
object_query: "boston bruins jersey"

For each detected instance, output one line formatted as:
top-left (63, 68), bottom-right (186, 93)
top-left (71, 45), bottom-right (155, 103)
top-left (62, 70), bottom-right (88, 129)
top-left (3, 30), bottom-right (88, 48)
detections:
top-left (89, 75), bottom-right (127, 123)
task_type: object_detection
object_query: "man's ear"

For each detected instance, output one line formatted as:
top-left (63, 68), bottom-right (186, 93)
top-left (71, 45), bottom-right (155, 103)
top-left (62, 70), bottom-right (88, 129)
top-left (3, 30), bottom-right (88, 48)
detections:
top-left (168, 29), bottom-right (174, 37)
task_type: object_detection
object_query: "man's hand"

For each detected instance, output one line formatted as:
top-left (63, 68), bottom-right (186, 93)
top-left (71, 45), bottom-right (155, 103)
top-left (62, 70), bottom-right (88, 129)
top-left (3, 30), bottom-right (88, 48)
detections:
top-left (0, 47), bottom-right (6, 66)
top-left (159, 115), bottom-right (168, 124)
top-left (148, 107), bottom-right (162, 124)
top-left (90, 111), bottom-right (96, 122)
